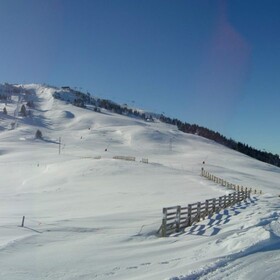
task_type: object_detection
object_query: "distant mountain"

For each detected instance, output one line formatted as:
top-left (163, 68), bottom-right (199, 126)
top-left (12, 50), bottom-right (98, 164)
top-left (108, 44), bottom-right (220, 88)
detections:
top-left (51, 84), bottom-right (280, 168)
top-left (0, 83), bottom-right (279, 167)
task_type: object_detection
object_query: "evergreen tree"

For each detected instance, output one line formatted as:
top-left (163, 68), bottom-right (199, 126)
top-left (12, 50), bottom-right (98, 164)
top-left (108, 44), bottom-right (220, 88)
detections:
top-left (20, 104), bottom-right (27, 116)
top-left (3, 107), bottom-right (7, 115)
top-left (35, 129), bottom-right (43, 139)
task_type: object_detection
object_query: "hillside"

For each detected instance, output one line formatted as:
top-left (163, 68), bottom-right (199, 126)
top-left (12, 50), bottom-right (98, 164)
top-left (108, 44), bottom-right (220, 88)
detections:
top-left (0, 83), bottom-right (280, 279)
top-left (54, 84), bottom-right (280, 168)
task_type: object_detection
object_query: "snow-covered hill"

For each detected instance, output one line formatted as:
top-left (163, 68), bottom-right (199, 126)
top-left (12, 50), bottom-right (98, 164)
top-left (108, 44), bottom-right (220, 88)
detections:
top-left (0, 84), bottom-right (280, 279)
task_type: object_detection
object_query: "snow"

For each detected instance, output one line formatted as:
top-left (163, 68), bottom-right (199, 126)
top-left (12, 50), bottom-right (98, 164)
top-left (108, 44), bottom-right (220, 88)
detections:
top-left (0, 84), bottom-right (280, 279)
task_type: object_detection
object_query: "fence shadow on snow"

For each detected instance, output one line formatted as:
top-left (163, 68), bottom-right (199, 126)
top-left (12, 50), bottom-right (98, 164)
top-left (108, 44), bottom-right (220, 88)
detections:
top-left (159, 168), bottom-right (261, 237)
top-left (175, 196), bottom-right (258, 237)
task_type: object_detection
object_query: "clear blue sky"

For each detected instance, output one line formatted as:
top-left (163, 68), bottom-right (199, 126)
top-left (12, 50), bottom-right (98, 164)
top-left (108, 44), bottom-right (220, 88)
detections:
top-left (0, 0), bottom-right (280, 154)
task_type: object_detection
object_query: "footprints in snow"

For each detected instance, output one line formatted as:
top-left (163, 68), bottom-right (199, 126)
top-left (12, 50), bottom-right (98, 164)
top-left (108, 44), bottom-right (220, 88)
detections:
top-left (125, 261), bottom-right (170, 269)
top-left (126, 262), bottom-right (152, 270)
top-left (94, 259), bottom-right (180, 278)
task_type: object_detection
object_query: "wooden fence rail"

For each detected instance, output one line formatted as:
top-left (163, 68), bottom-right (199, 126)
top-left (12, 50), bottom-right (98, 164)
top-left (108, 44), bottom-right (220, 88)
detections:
top-left (113, 156), bottom-right (136, 161)
top-left (160, 190), bottom-right (251, 237)
top-left (201, 168), bottom-right (263, 195)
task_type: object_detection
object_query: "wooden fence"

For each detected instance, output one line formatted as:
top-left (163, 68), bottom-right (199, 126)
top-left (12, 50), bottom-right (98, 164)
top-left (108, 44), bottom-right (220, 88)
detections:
top-left (160, 168), bottom-right (263, 237)
top-left (141, 158), bottom-right (149, 164)
top-left (201, 168), bottom-right (263, 195)
top-left (83, 155), bottom-right (148, 163)
top-left (113, 156), bottom-right (136, 161)
top-left (160, 190), bottom-right (251, 237)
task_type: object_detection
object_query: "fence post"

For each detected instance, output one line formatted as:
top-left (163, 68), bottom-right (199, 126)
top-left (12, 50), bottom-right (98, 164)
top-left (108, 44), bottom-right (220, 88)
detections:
top-left (219, 196), bottom-right (223, 211)
top-left (232, 192), bottom-right (236, 204)
top-left (205, 200), bottom-right (209, 218)
top-left (187, 204), bottom-right (192, 226)
top-left (21, 216), bottom-right (25, 227)
top-left (223, 195), bottom-right (226, 208)
top-left (175, 206), bottom-right (181, 232)
top-left (237, 191), bottom-right (241, 202)
top-left (197, 202), bottom-right (201, 221)
top-left (162, 208), bottom-right (167, 237)
top-left (212, 198), bottom-right (216, 213)
top-left (229, 193), bottom-right (233, 206)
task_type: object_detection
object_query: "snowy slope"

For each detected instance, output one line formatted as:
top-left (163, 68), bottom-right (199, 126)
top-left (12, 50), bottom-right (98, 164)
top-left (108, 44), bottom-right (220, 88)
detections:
top-left (0, 84), bottom-right (280, 280)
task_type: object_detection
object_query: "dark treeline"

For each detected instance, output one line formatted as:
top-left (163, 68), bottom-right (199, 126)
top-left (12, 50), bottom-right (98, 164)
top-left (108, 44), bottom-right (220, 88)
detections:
top-left (159, 114), bottom-right (280, 168)
top-left (53, 89), bottom-right (154, 122)
top-left (53, 87), bottom-right (280, 168)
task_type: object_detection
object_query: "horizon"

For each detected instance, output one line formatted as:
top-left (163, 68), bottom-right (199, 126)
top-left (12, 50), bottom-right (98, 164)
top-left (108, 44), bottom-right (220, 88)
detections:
top-left (0, 0), bottom-right (279, 154)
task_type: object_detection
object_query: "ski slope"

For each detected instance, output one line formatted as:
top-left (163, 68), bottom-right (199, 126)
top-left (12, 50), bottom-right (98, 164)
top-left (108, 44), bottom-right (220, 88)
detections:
top-left (0, 84), bottom-right (280, 279)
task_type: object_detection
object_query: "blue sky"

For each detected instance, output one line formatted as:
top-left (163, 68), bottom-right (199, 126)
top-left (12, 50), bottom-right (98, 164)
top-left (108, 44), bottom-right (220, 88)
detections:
top-left (0, 0), bottom-right (280, 154)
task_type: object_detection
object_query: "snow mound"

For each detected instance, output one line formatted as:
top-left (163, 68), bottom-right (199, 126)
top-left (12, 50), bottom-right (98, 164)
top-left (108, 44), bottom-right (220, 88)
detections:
top-left (270, 220), bottom-right (280, 237)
